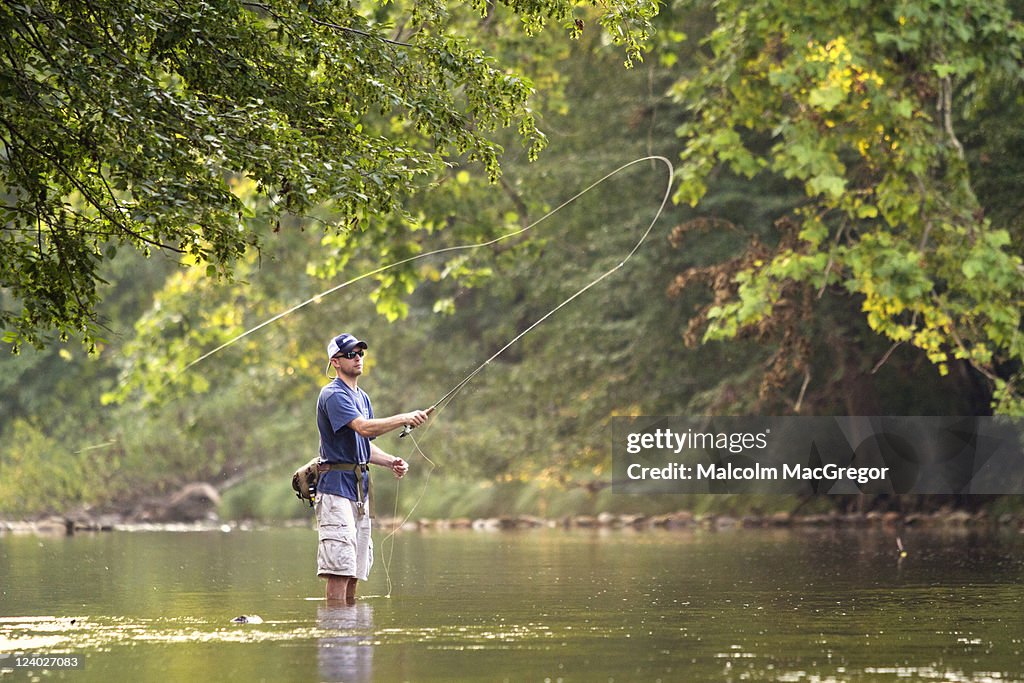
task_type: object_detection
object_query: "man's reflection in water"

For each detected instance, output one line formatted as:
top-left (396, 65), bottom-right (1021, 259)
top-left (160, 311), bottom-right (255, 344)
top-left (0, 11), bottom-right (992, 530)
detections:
top-left (317, 602), bottom-right (374, 683)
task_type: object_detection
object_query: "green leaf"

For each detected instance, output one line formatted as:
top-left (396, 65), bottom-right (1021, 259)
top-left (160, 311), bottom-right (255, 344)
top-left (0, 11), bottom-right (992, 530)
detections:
top-left (808, 85), bottom-right (846, 112)
top-left (807, 174), bottom-right (847, 199)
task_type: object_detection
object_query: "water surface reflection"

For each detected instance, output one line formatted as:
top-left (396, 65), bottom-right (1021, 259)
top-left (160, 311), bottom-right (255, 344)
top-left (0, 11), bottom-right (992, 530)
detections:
top-left (0, 525), bottom-right (1022, 681)
top-left (317, 603), bottom-right (374, 683)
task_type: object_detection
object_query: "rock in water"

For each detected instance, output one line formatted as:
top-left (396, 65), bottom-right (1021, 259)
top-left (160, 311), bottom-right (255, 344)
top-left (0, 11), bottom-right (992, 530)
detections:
top-left (231, 615), bottom-right (263, 624)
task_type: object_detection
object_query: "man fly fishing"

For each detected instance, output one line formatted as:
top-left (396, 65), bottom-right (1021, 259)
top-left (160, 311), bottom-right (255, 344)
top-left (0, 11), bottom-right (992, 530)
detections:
top-left (315, 332), bottom-right (430, 604)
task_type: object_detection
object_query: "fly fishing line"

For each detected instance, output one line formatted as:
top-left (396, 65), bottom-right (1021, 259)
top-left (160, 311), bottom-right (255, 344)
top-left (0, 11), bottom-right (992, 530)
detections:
top-left (374, 155), bottom-right (676, 595)
top-left (183, 154), bottom-right (676, 598)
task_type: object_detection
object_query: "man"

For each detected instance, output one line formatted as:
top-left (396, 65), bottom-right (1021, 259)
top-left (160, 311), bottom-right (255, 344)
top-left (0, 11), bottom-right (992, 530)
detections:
top-left (316, 332), bottom-right (429, 604)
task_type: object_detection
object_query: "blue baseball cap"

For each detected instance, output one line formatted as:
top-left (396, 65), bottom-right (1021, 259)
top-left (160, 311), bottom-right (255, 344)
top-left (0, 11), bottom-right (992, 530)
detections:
top-left (327, 333), bottom-right (368, 359)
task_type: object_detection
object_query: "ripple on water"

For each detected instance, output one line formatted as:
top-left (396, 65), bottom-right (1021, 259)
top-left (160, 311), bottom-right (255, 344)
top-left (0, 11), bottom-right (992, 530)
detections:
top-left (0, 614), bottom-right (373, 650)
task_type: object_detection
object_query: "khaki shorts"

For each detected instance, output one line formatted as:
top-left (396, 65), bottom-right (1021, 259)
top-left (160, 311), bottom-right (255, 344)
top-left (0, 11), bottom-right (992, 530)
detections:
top-left (315, 492), bottom-right (373, 581)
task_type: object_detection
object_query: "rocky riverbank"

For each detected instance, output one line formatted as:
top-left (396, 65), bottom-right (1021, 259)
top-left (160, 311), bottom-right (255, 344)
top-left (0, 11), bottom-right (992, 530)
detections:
top-left (401, 508), bottom-right (1024, 532)
top-left (3, 478), bottom-right (1023, 536)
top-left (5, 508), bottom-right (1023, 536)
top-left (0, 481), bottom-right (224, 535)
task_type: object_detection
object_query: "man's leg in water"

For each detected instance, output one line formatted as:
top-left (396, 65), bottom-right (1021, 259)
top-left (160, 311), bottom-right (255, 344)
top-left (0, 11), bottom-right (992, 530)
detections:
top-left (326, 575), bottom-right (356, 604)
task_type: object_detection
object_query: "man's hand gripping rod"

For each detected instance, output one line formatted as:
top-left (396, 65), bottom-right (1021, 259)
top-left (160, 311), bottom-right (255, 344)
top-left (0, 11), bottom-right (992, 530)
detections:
top-left (399, 406), bottom-right (436, 438)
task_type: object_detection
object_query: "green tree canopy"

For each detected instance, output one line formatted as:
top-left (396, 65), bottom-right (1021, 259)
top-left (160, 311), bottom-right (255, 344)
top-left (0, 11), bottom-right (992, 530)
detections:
top-left (0, 0), bottom-right (656, 350)
top-left (669, 0), bottom-right (1024, 413)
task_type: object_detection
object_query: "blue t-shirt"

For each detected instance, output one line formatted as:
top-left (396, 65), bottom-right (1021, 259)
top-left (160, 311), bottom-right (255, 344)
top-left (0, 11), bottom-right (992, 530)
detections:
top-left (316, 379), bottom-right (375, 501)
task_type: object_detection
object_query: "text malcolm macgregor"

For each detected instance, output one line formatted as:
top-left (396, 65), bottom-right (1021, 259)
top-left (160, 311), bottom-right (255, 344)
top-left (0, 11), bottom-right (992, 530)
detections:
top-left (622, 428), bottom-right (890, 484)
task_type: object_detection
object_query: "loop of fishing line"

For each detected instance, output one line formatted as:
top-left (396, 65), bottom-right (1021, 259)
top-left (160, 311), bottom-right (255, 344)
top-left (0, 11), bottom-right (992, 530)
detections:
top-left (381, 430), bottom-right (435, 597)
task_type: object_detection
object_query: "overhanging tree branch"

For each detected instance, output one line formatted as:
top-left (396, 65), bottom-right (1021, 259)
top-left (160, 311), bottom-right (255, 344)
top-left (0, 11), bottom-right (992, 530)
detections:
top-left (240, 2), bottom-right (416, 48)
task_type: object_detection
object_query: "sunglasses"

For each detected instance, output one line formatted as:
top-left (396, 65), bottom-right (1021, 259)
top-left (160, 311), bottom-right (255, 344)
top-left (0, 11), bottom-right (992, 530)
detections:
top-left (335, 350), bottom-right (365, 359)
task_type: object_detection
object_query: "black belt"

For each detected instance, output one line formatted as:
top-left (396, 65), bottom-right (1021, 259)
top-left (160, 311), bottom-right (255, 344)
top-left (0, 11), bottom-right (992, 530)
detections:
top-left (318, 462), bottom-right (372, 518)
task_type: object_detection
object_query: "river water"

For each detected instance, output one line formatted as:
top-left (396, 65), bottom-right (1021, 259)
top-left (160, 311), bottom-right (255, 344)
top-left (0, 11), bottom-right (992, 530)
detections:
top-left (1, 524), bottom-right (1023, 681)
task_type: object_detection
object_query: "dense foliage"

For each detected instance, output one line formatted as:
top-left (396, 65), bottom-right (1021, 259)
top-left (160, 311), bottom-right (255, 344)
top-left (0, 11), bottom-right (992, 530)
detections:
top-left (1, 0), bottom-right (1021, 518)
top-left (669, 0), bottom-right (1024, 413)
top-left (0, 0), bottom-right (656, 349)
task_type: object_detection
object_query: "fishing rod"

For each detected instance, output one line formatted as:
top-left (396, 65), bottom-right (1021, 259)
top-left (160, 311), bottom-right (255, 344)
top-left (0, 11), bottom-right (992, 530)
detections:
top-left (398, 364), bottom-right (481, 437)
top-left (395, 155), bottom-right (676, 440)
top-left (397, 351), bottom-right (514, 437)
